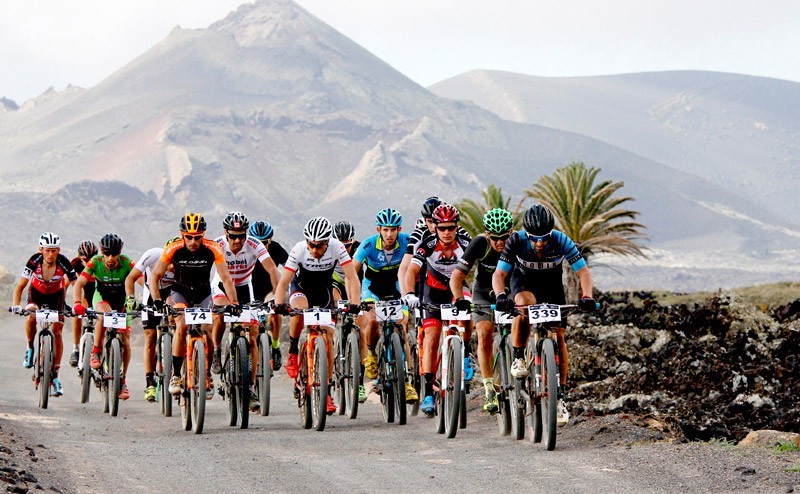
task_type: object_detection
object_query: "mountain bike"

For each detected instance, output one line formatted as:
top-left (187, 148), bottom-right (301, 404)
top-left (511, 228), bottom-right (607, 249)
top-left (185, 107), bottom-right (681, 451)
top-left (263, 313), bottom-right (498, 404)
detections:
top-left (421, 303), bottom-right (468, 439)
top-left (171, 305), bottom-right (216, 434)
top-left (12, 307), bottom-right (64, 409)
top-left (333, 300), bottom-right (361, 419)
top-left (254, 306), bottom-right (273, 417)
top-left (148, 307), bottom-right (174, 417)
top-left (290, 306), bottom-right (335, 432)
top-left (368, 299), bottom-right (408, 425)
top-left (220, 305), bottom-right (255, 429)
top-left (97, 310), bottom-right (130, 417)
top-left (76, 309), bottom-right (100, 404)
top-left (407, 308), bottom-right (422, 417)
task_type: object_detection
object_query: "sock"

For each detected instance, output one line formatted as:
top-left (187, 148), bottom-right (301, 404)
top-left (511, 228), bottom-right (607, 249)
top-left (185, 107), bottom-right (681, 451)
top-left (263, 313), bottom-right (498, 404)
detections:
top-left (73, 344), bottom-right (79, 352)
top-left (145, 372), bottom-right (156, 387)
top-left (513, 346), bottom-right (524, 360)
top-left (424, 373), bottom-right (435, 397)
top-left (272, 337), bottom-right (280, 350)
top-left (483, 377), bottom-right (494, 396)
top-left (92, 345), bottom-right (101, 355)
top-left (289, 337), bottom-right (299, 354)
top-left (172, 356), bottom-right (184, 377)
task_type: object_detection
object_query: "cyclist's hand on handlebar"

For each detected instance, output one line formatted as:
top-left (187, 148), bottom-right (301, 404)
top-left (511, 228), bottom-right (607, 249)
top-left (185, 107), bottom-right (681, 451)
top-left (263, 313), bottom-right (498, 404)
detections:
top-left (226, 303), bottom-right (242, 316)
top-left (125, 295), bottom-right (138, 313)
top-left (152, 299), bottom-right (165, 313)
top-left (579, 296), bottom-right (598, 312)
top-left (495, 293), bottom-right (515, 312)
top-left (273, 303), bottom-right (291, 316)
top-left (454, 297), bottom-right (471, 312)
top-left (345, 303), bottom-right (361, 314)
top-left (403, 293), bottom-right (420, 309)
top-left (73, 302), bottom-right (87, 316)
top-left (10, 305), bottom-right (21, 315)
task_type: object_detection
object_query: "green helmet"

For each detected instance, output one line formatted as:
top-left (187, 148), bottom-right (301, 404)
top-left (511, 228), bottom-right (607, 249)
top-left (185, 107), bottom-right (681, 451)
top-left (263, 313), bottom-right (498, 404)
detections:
top-left (482, 208), bottom-right (513, 234)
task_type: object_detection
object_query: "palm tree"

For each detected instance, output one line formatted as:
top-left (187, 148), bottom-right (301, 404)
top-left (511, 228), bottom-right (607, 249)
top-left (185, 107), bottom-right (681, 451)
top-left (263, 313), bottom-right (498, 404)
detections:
top-left (525, 161), bottom-right (648, 300)
top-left (455, 185), bottom-right (522, 237)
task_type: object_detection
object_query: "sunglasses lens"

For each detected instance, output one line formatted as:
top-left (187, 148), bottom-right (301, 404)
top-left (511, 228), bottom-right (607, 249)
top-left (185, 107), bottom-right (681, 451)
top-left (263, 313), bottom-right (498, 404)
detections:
top-left (228, 233), bottom-right (246, 240)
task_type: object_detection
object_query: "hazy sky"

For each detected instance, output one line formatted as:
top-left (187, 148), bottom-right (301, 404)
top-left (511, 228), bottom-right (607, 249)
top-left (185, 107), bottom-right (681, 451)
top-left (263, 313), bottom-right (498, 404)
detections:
top-left (2, 0), bottom-right (798, 103)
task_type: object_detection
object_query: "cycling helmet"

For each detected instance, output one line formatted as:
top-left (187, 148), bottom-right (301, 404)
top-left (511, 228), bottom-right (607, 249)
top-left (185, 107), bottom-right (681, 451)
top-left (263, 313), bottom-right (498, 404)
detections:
top-left (222, 211), bottom-right (249, 231)
top-left (376, 208), bottom-right (402, 227)
top-left (431, 204), bottom-right (460, 224)
top-left (523, 204), bottom-right (555, 236)
top-left (483, 208), bottom-right (514, 234)
top-left (420, 196), bottom-right (443, 218)
top-left (38, 232), bottom-right (61, 248)
top-left (248, 221), bottom-right (274, 241)
top-left (99, 234), bottom-right (123, 255)
top-left (303, 217), bottom-right (333, 242)
top-left (179, 213), bottom-right (206, 234)
top-left (77, 240), bottom-right (98, 258)
top-left (414, 217), bottom-right (426, 230)
top-left (165, 235), bottom-right (181, 248)
top-left (333, 221), bottom-right (355, 241)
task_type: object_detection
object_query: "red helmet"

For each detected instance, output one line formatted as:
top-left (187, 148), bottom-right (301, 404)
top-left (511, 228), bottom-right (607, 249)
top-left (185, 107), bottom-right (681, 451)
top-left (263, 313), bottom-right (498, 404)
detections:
top-left (431, 204), bottom-right (459, 224)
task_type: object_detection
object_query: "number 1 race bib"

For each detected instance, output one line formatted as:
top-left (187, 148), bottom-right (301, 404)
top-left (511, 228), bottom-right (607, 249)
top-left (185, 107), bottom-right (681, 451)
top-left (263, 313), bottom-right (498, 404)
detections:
top-left (304, 308), bottom-right (332, 326)
top-left (527, 304), bottom-right (561, 324)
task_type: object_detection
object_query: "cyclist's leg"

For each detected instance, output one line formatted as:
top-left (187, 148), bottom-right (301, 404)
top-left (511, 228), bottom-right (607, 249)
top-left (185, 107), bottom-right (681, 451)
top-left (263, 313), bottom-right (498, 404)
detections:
top-left (94, 300), bottom-right (112, 360)
top-left (323, 324), bottom-right (335, 382)
top-left (265, 291), bottom-right (282, 359)
top-left (52, 321), bottom-right (64, 375)
top-left (211, 283), bottom-right (230, 366)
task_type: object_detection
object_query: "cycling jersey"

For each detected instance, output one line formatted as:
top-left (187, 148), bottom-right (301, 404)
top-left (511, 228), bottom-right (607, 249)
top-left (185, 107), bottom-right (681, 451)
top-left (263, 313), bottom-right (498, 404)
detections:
top-left (81, 254), bottom-right (136, 310)
top-left (411, 230), bottom-right (472, 291)
top-left (21, 253), bottom-right (77, 295)
top-left (496, 229), bottom-right (586, 304)
top-left (212, 235), bottom-right (270, 287)
top-left (70, 257), bottom-right (96, 303)
top-left (133, 248), bottom-right (176, 291)
top-left (161, 237), bottom-right (226, 304)
top-left (455, 234), bottom-right (504, 288)
top-left (332, 240), bottom-right (362, 288)
top-left (285, 238), bottom-right (352, 293)
top-left (353, 233), bottom-right (409, 301)
top-left (251, 240), bottom-right (289, 300)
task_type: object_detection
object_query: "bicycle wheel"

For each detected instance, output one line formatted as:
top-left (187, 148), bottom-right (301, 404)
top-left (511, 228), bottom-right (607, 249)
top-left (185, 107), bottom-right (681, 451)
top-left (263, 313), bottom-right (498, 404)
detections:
top-left (344, 332), bottom-right (360, 419)
top-left (434, 372), bottom-right (445, 434)
top-left (160, 333), bottom-right (173, 417)
top-left (444, 338), bottom-right (462, 439)
top-left (311, 336), bottom-right (328, 432)
top-left (237, 336), bottom-right (250, 429)
top-left (536, 338), bottom-right (558, 450)
top-left (390, 332), bottom-right (407, 426)
top-left (80, 333), bottom-right (93, 404)
top-left (226, 349), bottom-right (238, 427)
top-left (459, 382), bottom-right (467, 430)
top-left (495, 337), bottom-right (512, 436)
top-left (256, 333), bottom-right (270, 416)
top-left (408, 340), bottom-right (420, 417)
top-left (38, 334), bottom-right (52, 409)
top-left (298, 340), bottom-right (312, 429)
top-left (101, 351), bottom-right (110, 414)
top-left (109, 338), bottom-right (121, 417)
top-left (378, 340), bottom-right (394, 424)
top-left (181, 360), bottom-right (192, 431)
top-left (191, 339), bottom-right (206, 434)
top-left (334, 331), bottom-right (346, 416)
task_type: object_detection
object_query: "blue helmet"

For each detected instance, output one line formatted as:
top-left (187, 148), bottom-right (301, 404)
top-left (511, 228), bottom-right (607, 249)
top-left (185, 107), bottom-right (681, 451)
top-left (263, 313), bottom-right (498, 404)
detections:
top-left (376, 208), bottom-right (402, 227)
top-left (248, 221), bottom-right (274, 241)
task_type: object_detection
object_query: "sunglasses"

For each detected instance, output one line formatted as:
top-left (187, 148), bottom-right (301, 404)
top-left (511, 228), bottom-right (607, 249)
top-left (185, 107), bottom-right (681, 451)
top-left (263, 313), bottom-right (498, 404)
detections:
top-left (529, 233), bottom-right (551, 243)
top-left (307, 241), bottom-right (328, 250)
top-left (435, 225), bottom-right (457, 232)
top-left (343, 241), bottom-right (354, 248)
top-left (488, 233), bottom-right (511, 242)
top-left (101, 251), bottom-right (120, 257)
top-left (184, 234), bottom-right (203, 241)
top-left (227, 232), bottom-right (247, 240)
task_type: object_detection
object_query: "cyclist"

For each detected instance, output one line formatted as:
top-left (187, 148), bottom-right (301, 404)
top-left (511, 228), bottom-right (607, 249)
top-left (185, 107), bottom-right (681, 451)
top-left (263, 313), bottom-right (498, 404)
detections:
top-left (248, 220), bottom-right (290, 370)
top-left (491, 204), bottom-right (597, 426)
top-left (148, 213), bottom-right (240, 399)
top-left (450, 208), bottom-right (514, 413)
top-left (72, 234), bottom-right (137, 401)
top-left (209, 212), bottom-right (280, 411)
top-left (403, 204), bottom-right (472, 416)
top-left (11, 232), bottom-right (77, 397)
top-left (124, 238), bottom-right (177, 402)
top-left (352, 208), bottom-right (418, 404)
top-left (68, 240), bottom-right (98, 367)
top-left (273, 217), bottom-right (362, 414)
top-left (331, 221), bottom-right (362, 302)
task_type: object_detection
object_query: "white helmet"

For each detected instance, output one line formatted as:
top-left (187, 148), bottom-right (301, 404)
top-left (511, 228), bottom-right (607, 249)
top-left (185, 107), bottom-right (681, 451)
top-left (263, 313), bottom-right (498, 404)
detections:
top-left (303, 217), bottom-right (333, 242)
top-left (39, 232), bottom-right (61, 248)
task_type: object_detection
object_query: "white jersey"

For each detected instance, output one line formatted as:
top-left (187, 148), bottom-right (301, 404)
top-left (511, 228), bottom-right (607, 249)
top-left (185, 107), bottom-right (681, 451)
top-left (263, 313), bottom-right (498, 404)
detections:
top-left (212, 235), bottom-right (270, 287)
top-left (285, 238), bottom-right (352, 288)
top-left (134, 248), bottom-right (175, 295)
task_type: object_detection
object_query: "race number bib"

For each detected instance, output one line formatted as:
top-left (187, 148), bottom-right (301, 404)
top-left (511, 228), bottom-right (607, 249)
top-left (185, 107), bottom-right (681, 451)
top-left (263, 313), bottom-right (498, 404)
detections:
top-left (35, 310), bottom-right (59, 323)
top-left (527, 304), bottom-right (561, 324)
top-left (336, 300), bottom-right (348, 310)
top-left (184, 308), bottom-right (212, 325)
top-left (224, 309), bottom-right (254, 323)
top-left (440, 304), bottom-right (470, 321)
top-left (304, 308), bottom-right (332, 326)
top-left (375, 300), bottom-right (403, 322)
top-left (103, 312), bottom-right (127, 329)
top-left (494, 310), bottom-right (515, 325)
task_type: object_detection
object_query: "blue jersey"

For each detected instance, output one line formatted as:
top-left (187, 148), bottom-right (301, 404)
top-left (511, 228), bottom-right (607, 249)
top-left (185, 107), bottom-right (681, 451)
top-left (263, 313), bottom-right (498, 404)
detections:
top-left (496, 230), bottom-right (586, 274)
top-left (353, 232), bottom-right (410, 301)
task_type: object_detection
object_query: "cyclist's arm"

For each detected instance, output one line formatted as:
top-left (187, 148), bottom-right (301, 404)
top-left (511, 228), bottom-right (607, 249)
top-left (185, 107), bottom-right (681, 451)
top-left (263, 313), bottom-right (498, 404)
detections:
top-left (260, 256), bottom-right (280, 292)
top-left (576, 266), bottom-right (594, 298)
top-left (273, 267), bottom-right (294, 305)
top-left (398, 253), bottom-right (414, 295)
top-left (149, 259), bottom-right (167, 302)
top-left (72, 275), bottom-right (87, 305)
top-left (492, 263), bottom-right (510, 297)
top-left (11, 276), bottom-right (29, 306)
top-left (404, 260), bottom-right (421, 296)
top-left (450, 268), bottom-right (469, 300)
top-left (215, 261), bottom-right (239, 305)
top-left (342, 261), bottom-right (361, 303)
top-left (125, 266), bottom-right (144, 298)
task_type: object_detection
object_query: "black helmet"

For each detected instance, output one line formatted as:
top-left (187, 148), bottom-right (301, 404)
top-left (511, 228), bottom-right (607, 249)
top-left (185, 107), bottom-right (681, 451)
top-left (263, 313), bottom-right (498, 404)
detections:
top-left (77, 240), bottom-right (98, 258)
top-left (223, 211), bottom-right (249, 231)
top-left (333, 221), bottom-right (355, 241)
top-left (420, 196), bottom-right (443, 218)
top-left (523, 205), bottom-right (555, 236)
top-left (99, 234), bottom-right (123, 255)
